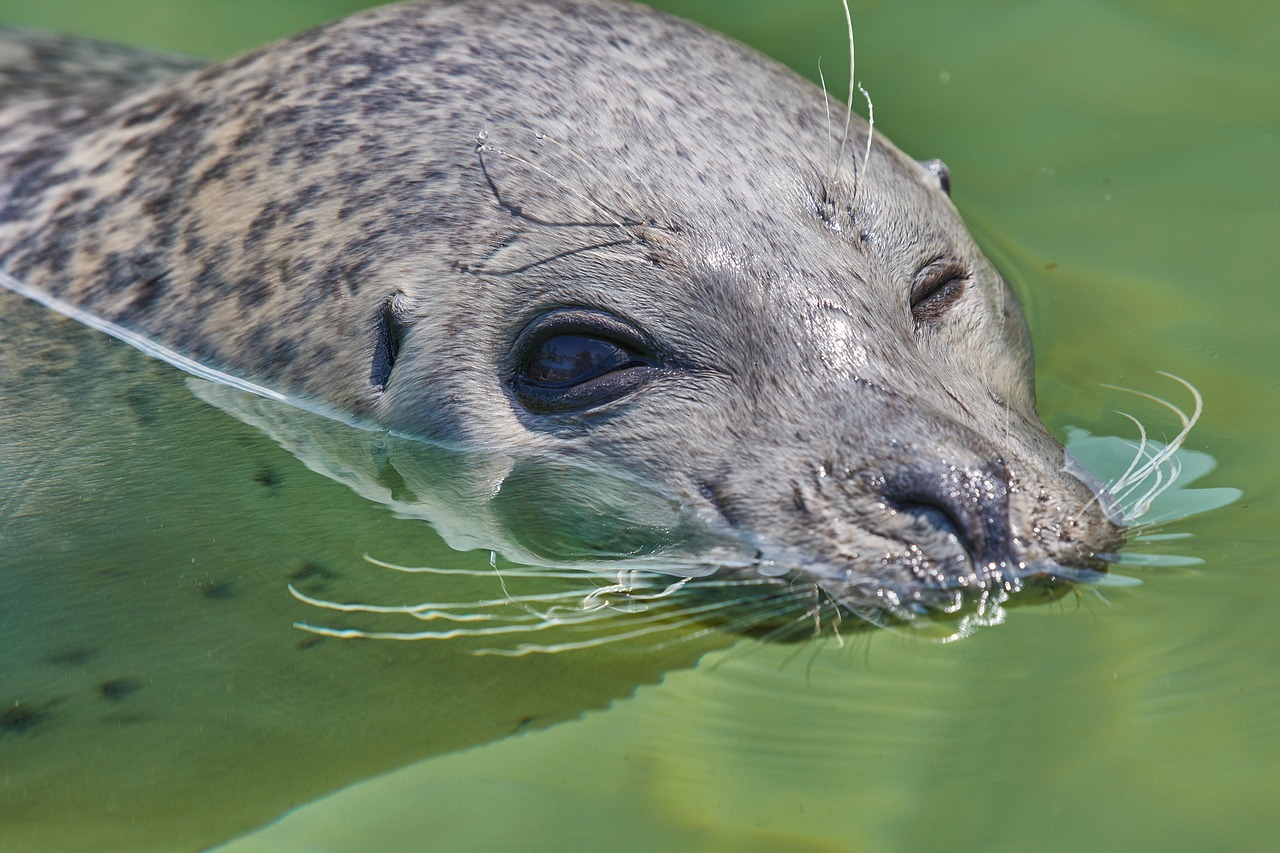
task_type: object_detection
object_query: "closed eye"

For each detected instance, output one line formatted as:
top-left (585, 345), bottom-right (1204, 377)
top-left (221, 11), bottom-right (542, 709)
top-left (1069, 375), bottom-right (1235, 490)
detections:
top-left (911, 258), bottom-right (970, 327)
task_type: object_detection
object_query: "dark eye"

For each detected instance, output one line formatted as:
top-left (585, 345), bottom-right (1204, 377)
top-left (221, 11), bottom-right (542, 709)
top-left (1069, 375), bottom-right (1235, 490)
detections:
top-left (510, 309), bottom-right (662, 414)
top-left (526, 334), bottom-right (640, 387)
top-left (911, 258), bottom-right (969, 326)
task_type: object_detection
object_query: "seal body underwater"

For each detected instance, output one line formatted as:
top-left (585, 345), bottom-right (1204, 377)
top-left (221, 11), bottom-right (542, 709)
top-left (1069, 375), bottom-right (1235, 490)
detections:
top-left (0, 0), bottom-right (1125, 848)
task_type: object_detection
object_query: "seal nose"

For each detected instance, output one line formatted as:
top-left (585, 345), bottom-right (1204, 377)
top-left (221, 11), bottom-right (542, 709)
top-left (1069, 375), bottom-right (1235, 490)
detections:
top-left (880, 461), bottom-right (1013, 572)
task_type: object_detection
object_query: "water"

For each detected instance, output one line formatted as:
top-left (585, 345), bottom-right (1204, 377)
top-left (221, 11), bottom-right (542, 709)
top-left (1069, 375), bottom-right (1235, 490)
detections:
top-left (1, 1), bottom-right (1275, 850)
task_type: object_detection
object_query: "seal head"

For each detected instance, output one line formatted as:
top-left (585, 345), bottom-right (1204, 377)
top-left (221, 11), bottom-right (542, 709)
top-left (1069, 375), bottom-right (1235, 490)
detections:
top-left (0, 0), bottom-right (1124, 633)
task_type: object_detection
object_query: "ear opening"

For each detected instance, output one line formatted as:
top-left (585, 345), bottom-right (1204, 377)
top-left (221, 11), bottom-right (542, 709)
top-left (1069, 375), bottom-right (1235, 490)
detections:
top-left (370, 294), bottom-right (406, 392)
top-left (919, 158), bottom-right (951, 196)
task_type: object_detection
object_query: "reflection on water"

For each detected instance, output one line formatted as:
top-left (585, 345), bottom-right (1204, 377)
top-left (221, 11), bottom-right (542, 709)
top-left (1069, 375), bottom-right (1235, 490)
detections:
top-left (188, 379), bottom-right (753, 577)
top-left (0, 289), bottom-right (733, 852)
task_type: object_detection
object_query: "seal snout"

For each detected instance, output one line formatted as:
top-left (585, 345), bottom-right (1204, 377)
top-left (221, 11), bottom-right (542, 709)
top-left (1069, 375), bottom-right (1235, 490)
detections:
top-left (730, 420), bottom-right (1127, 632)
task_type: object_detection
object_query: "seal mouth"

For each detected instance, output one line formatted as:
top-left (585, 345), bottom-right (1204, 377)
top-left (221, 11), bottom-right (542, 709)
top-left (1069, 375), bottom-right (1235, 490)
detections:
top-left (688, 552), bottom-right (1114, 640)
top-left (681, 498), bottom-right (1123, 639)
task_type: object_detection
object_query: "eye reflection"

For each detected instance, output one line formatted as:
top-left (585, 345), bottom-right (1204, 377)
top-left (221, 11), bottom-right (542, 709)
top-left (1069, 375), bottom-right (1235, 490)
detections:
top-left (526, 335), bottom-right (634, 387)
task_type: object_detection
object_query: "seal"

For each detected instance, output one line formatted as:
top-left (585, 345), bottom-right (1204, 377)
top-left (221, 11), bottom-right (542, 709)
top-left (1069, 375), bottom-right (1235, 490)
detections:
top-left (0, 0), bottom-right (1123, 629)
top-left (0, 2), bottom-right (1141, 850)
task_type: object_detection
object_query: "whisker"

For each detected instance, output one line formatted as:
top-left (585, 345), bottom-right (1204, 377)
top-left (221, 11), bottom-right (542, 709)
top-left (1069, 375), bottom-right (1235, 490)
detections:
top-left (473, 609), bottom-right (728, 656)
top-left (289, 583), bottom-right (617, 618)
top-left (1131, 531), bottom-right (1194, 542)
top-left (1086, 585), bottom-right (1113, 608)
top-left (1103, 374), bottom-right (1201, 497)
top-left (818, 59), bottom-right (833, 179)
top-left (292, 560), bottom-right (781, 653)
top-left (851, 82), bottom-right (875, 215)
top-left (294, 619), bottom-right (580, 642)
top-left (825, 590), bottom-right (846, 649)
top-left (475, 135), bottom-right (635, 233)
top-left (832, 0), bottom-right (856, 187)
top-left (1105, 411), bottom-right (1151, 495)
top-left (364, 554), bottom-right (598, 579)
top-left (1078, 373), bottom-right (1205, 524)
top-left (1127, 457), bottom-right (1179, 519)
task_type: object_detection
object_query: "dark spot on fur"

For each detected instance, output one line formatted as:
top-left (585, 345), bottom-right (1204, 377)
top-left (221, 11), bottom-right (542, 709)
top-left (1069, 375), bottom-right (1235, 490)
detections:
top-left (289, 257), bottom-right (315, 279)
top-left (99, 251), bottom-right (131, 291)
top-left (194, 245), bottom-right (231, 292)
top-left (319, 254), bottom-right (373, 298)
top-left (0, 147), bottom-right (73, 225)
top-left (244, 200), bottom-right (282, 251)
top-left (289, 219), bottom-right (316, 243)
top-left (119, 99), bottom-right (172, 129)
top-left (270, 337), bottom-right (298, 365)
top-left (99, 678), bottom-right (142, 702)
top-left (52, 186), bottom-right (92, 214)
top-left (279, 183), bottom-right (324, 220)
top-left (246, 322), bottom-right (277, 358)
top-left (193, 152), bottom-right (246, 189)
top-left (312, 344), bottom-right (337, 366)
top-left (123, 270), bottom-right (170, 317)
top-left (235, 273), bottom-right (273, 308)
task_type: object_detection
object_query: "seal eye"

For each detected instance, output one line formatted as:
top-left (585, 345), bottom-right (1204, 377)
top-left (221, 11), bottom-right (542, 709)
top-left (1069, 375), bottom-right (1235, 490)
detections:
top-left (911, 259), bottom-right (969, 327)
top-left (526, 335), bottom-right (640, 387)
top-left (511, 309), bottom-right (662, 414)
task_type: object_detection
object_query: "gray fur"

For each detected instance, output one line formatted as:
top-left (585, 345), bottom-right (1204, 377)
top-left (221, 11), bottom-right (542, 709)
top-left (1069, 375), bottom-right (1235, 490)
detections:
top-left (0, 0), bottom-right (1121, 625)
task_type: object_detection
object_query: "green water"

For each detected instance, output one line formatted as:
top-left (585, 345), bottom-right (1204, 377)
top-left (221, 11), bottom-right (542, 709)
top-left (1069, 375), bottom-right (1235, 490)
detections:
top-left (1, 0), bottom-right (1276, 850)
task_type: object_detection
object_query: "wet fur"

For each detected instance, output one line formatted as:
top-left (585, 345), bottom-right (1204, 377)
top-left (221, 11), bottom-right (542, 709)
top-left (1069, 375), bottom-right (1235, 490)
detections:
top-left (0, 0), bottom-right (1122, 625)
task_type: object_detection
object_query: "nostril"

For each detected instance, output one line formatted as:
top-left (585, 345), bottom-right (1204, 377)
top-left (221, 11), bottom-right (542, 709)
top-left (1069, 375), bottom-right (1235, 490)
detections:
top-left (888, 495), bottom-right (982, 561)
top-left (892, 499), bottom-right (963, 541)
top-left (879, 464), bottom-right (1013, 570)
